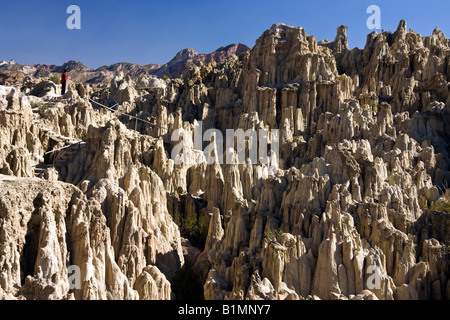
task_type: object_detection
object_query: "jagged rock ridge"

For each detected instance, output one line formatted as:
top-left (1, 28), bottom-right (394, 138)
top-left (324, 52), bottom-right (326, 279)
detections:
top-left (0, 44), bottom-right (250, 85)
top-left (0, 20), bottom-right (449, 300)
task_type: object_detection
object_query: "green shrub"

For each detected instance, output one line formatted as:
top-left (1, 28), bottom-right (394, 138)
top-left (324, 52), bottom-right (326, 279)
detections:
top-left (171, 267), bottom-right (203, 300)
top-left (429, 201), bottom-right (450, 213)
top-left (38, 104), bottom-right (52, 119)
top-left (172, 210), bottom-right (208, 250)
top-left (182, 214), bottom-right (208, 249)
top-left (50, 74), bottom-right (60, 84)
top-left (443, 246), bottom-right (450, 259)
top-left (239, 50), bottom-right (250, 61)
top-left (421, 197), bottom-right (450, 213)
top-left (266, 228), bottom-right (283, 242)
top-left (370, 102), bottom-right (381, 113)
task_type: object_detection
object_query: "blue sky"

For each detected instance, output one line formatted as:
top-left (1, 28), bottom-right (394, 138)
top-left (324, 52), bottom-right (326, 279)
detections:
top-left (0, 0), bottom-right (449, 69)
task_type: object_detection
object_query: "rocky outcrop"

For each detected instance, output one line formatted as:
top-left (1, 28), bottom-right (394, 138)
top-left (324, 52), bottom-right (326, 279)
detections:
top-left (0, 45), bottom-right (250, 86)
top-left (0, 20), bottom-right (449, 300)
top-left (0, 175), bottom-right (138, 300)
top-left (151, 43), bottom-right (250, 79)
top-left (0, 83), bottom-right (184, 300)
top-left (168, 21), bottom-right (449, 300)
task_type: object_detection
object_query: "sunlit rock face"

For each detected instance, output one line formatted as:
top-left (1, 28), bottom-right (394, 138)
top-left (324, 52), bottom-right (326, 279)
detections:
top-left (0, 20), bottom-right (449, 300)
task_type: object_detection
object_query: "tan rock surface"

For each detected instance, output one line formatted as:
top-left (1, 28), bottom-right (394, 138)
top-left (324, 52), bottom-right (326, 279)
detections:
top-left (0, 20), bottom-right (449, 300)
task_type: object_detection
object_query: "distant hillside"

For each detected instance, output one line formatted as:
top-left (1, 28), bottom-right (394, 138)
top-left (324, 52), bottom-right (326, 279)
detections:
top-left (149, 43), bottom-right (250, 78)
top-left (0, 43), bottom-right (250, 85)
top-left (90, 62), bottom-right (161, 84)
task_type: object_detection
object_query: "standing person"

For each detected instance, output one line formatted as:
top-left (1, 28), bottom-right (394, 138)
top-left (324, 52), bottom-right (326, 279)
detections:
top-left (61, 69), bottom-right (68, 95)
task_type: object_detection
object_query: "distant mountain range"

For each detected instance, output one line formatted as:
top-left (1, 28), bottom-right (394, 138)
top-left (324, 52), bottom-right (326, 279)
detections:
top-left (151, 43), bottom-right (250, 79)
top-left (0, 43), bottom-right (249, 85)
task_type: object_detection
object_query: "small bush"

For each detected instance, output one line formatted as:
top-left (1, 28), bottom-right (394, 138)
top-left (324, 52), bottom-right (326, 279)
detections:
top-left (421, 196), bottom-right (450, 213)
top-left (370, 102), bottom-right (381, 113)
top-left (49, 74), bottom-right (60, 84)
top-left (162, 75), bottom-right (169, 80)
top-left (429, 201), bottom-right (450, 213)
top-left (239, 50), bottom-right (250, 61)
top-left (38, 104), bottom-right (52, 119)
top-left (266, 228), bottom-right (283, 242)
top-left (176, 213), bottom-right (208, 250)
top-left (443, 246), bottom-right (450, 259)
top-left (171, 267), bottom-right (203, 300)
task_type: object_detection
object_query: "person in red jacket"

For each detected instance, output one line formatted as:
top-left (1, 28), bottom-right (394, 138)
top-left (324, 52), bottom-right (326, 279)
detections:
top-left (61, 69), bottom-right (68, 95)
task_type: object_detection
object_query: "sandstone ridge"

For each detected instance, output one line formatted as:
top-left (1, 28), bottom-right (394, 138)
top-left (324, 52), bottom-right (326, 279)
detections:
top-left (0, 20), bottom-right (449, 300)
